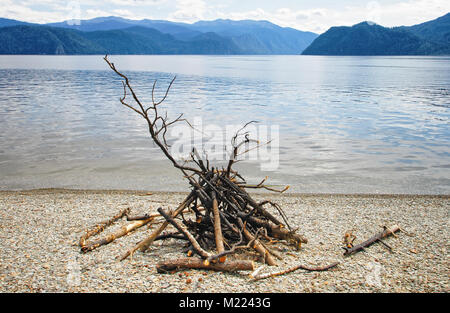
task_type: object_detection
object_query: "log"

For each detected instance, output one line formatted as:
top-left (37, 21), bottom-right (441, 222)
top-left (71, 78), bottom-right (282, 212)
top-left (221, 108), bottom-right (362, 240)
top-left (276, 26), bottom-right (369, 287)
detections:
top-left (156, 257), bottom-right (255, 273)
top-left (154, 233), bottom-right (187, 241)
top-left (126, 213), bottom-right (152, 221)
top-left (81, 216), bottom-right (154, 253)
top-left (251, 261), bottom-right (340, 281)
top-left (119, 193), bottom-right (194, 261)
top-left (211, 192), bottom-right (225, 256)
top-left (343, 225), bottom-right (401, 256)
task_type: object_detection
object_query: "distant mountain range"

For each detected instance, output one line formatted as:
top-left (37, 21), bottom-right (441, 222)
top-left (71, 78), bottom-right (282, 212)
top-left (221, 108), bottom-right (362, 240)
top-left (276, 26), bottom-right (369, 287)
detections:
top-left (0, 16), bottom-right (318, 55)
top-left (302, 13), bottom-right (450, 55)
top-left (0, 13), bottom-right (448, 55)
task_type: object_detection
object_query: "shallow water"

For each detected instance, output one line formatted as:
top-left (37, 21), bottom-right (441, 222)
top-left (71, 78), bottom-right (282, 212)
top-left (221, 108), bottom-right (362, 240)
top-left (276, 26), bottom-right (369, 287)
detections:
top-left (0, 55), bottom-right (449, 194)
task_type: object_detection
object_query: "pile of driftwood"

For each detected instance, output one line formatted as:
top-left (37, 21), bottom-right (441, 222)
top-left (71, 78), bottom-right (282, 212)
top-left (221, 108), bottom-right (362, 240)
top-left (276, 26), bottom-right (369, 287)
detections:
top-left (79, 56), bottom-right (403, 279)
top-left (79, 56), bottom-right (310, 274)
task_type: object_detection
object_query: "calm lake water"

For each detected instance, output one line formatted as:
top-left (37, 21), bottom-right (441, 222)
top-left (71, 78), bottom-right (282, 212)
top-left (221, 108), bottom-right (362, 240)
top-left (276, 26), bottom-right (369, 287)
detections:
top-left (0, 55), bottom-right (449, 194)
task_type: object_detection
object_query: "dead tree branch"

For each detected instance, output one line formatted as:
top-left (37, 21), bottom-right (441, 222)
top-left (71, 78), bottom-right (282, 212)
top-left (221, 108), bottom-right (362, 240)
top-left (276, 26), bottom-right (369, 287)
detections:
top-left (251, 261), bottom-right (340, 281)
top-left (343, 225), bottom-right (401, 256)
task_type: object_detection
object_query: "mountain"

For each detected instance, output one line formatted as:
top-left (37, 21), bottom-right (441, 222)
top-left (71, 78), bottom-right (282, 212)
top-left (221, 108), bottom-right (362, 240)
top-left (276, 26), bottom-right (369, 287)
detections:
top-left (0, 25), bottom-right (105, 54)
top-left (0, 17), bottom-right (317, 55)
top-left (44, 17), bottom-right (317, 54)
top-left (405, 12), bottom-right (450, 45)
top-left (0, 24), bottom-right (242, 55)
top-left (47, 16), bottom-right (136, 31)
top-left (0, 17), bottom-right (33, 28)
top-left (302, 22), bottom-right (435, 55)
top-left (82, 26), bottom-right (241, 54)
top-left (46, 16), bottom-right (201, 39)
top-left (302, 13), bottom-right (450, 55)
top-left (190, 19), bottom-right (318, 54)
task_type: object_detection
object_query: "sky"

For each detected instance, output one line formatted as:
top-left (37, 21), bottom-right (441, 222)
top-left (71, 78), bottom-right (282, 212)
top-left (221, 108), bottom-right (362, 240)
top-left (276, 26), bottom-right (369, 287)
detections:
top-left (1, 0), bottom-right (449, 33)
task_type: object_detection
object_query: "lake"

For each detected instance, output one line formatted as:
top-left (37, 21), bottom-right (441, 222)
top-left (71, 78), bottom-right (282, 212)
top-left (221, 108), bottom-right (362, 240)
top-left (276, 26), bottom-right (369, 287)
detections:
top-left (0, 55), bottom-right (449, 194)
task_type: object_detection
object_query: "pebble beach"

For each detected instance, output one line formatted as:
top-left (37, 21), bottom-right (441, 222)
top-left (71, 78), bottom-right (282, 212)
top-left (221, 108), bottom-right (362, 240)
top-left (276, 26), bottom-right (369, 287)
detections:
top-left (0, 189), bottom-right (448, 293)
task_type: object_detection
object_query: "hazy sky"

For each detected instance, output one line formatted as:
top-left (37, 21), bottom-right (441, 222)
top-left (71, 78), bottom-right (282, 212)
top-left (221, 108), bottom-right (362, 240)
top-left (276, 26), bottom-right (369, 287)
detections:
top-left (2, 0), bottom-right (449, 33)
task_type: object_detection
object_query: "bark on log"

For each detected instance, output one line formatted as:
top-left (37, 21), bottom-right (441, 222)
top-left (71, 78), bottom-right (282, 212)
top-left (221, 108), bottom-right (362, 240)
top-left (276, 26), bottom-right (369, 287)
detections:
top-left (211, 192), bottom-right (225, 256)
top-left (81, 217), bottom-right (154, 253)
top-left (156, 257), bottom-right (255, 273)
top-left (126, 213), bottom-right (152, 221)
top-left (343, 224), bottom-right (401, 256)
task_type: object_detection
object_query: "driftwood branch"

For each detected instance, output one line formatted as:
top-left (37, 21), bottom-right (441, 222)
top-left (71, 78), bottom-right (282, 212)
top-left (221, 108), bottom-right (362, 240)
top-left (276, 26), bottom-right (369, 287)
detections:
top-left (343, 224), bottom-right (401, 256)
top-left (119, 193), bottom-right (194, 261)
top-left (81, 216), bottom-right (154, 253)
top-left (156, 257), bottom-right (255, 273)
top-left (158, 207), bottom-right (212, 260)
top-left (79, 207), bottom-right (130, 248)
top-left (126, 213), bottom-right (152, 221)
top-left (211, 192), bottom-right (225, 257)
top-left (238, 219), bottom-right (277, 266)
top-left (251, 261), bottom-right (340, 281)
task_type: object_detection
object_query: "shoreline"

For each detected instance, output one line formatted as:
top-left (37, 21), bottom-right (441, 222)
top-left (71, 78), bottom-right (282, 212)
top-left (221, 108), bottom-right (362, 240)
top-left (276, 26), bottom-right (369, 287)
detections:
top-left (1, 188), bottom-right (449, 198)
top-left (0, 189), bottom-right (448, 292)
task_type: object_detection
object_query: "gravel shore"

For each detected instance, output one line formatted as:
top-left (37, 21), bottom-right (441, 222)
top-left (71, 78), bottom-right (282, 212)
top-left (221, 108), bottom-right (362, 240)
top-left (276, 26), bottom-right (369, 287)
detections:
top-left (0, 189), bottom-right (448, 293)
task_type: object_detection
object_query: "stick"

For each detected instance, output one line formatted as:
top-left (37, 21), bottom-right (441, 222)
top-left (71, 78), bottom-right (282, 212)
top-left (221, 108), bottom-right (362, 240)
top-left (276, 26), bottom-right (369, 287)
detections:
top-left (158, 207), bottom-right (212, 260)
top-left (79, 207), bottom-right (130, 248)
top-left (81, 217), bottom-right (154, 253)
top-left (343, 231), bottom-right (356, 249)
top-left (251, 262), bottom-right (340, 281)
top-left (343, 225), bottom-right (401, 256)
top-left (156, 257), bottom-right (255, 273)
top-left (154, 232), bottom-right (187, 241)
top-left (119, 193), bottom-right (194, 261)
top-left (211, 192), bottom-right (225, 257)
top-left (126, 213), bottom-right (152, 221)
top-left (239, 213), bottom-right (307, 246)
top-left (378, 238), bottom-right (393, 251)
top-left (238, 219), bottom-right (277, 266)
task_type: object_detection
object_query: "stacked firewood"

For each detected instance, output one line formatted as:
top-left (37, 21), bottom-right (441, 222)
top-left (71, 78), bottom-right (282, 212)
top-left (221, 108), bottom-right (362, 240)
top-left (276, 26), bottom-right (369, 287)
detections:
top-left (78, 56), bottom-right (309, 273)
top-left (154, 168), bottom-right (309, 272)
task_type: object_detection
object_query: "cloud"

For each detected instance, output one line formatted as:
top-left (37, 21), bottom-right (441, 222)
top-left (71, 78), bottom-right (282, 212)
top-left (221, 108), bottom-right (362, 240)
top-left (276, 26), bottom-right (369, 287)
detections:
top-left (169, 0), bottom-right (207, 22)
top-left (213, 0), bottom-right (450, 33)
top-left (0, 0), bottom-right (68, 23)
top-left (109, 0), bottom-right (166, 6)
top-left (0, 0), bottom-right (448, 32)
top-left (0, 0), bottom-right (161, 23)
